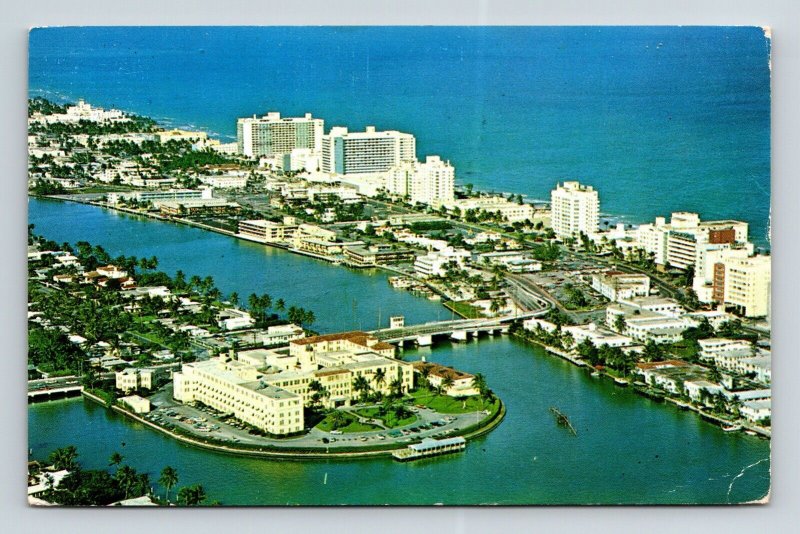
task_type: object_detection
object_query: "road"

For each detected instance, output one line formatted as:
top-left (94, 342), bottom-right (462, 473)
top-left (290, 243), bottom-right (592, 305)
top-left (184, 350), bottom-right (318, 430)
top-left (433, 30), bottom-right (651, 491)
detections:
top-left (147, 384), bottom-right (491, 450)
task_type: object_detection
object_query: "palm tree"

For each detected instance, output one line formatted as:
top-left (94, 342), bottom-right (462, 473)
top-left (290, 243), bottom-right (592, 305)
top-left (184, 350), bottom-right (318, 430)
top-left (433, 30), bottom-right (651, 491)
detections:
top-left (440, 375), bottom-right (454, 395)
top-left (229, 292), bottom-right (239, 308)
top-left (374, 368), bottom-right (387, 391)
top-left (48, 445), bottom-right (79, 471)
top-left (472, 373), bottom-right (489, 400)
top-left (115, 465), bottom-right (139, 499)
top-left (108, 452), bottom-right (124, 468)
top-left (275, 298), bottom-right (286, 312)
top-left (352, 375), bottom-right (371, 403)
top-left (159, 466), bottom-right (179, 504)
top-left (329, 410), bottom-right (348, 430)
top-left (177, 484), bottom-right (207, 506)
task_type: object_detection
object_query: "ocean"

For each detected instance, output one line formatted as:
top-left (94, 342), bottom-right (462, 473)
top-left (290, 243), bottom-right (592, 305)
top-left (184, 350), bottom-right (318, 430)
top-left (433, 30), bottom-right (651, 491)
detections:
top-left (28, 26), bottom-right (771, 244)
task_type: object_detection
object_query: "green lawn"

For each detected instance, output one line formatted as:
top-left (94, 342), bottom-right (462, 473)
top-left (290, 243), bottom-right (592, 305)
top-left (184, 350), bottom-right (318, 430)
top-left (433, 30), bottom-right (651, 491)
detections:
top-left (408, 389), bottom-right (498, 415)
top-left (315, 412), bottom-right (380, 433)
top-left (353, 407), bottom-right (417, 428)
top-left (444, 300), bottom-right (483, 319)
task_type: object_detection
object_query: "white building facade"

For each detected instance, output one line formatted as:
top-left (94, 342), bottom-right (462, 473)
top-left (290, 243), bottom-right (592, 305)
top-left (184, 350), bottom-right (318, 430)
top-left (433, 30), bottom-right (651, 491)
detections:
top-left (550, 181), bottom-right (599, 239)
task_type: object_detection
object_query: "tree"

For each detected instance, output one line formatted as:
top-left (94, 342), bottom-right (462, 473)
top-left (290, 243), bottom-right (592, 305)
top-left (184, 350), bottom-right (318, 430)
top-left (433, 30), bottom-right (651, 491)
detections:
top-left (177, 484), bottom-right (207, 506)
top-left (374, 368), bottom-right (386, 390)
top-left (114, 465), bottom-right (139, 499)
top-left (329, 410), bottom-right (348, 430)
top-left (440, 375), bottom-right (454, 395)
top-left (275, 298), bottom-right (286, 312)
top-left (614, 314), bottom-right (627, 333)
top-left (472, 373), bottom-right (489, 400)
top-left (108, 452), bottom-right (124, 468)
top-left (352, 375), bottom-right (371, 403)
top-left (49, 445), bottom-right (79, 471)
top-left (229, 292), bottom-right (239, 308)
top-left (159, 466), bottom-right (179, 503)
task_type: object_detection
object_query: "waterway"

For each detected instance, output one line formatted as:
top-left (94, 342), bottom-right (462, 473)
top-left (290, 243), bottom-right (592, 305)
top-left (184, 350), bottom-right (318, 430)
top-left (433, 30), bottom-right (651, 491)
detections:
top-left (29, 26), bottom-right (771, 246)
top-left (28, 199), bottom-right (770, 504)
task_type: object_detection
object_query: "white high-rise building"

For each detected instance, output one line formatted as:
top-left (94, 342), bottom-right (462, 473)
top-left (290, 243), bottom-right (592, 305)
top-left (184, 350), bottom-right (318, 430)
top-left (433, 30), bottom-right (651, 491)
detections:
top-left (718, 255), bottom-right (771, 318)
top-left (636, 212), bottom-right (750, 270)
top-left (237, 112), bottom-right (324, 158)
top-left (550, 181), bottom-right (599, 239)
top-left (386, 156), bottom-right (455, 205)
top-left (321, 126), bottom-right (416, 175)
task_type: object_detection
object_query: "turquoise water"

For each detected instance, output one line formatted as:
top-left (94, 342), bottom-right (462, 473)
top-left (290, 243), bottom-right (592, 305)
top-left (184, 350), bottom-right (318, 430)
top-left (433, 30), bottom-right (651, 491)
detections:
top-left (28, 27), bottom-right (771, 246)
top-left (27, 199), bottom-right (770, 505)
top-left (28, 198), bottom-right (444, 333)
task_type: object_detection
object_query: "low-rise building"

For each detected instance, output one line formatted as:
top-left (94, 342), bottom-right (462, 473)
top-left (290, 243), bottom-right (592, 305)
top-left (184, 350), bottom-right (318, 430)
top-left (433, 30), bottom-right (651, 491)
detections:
top-left (412, 361), bottom-right (478, 397)
top-left (116, 367), bottom-right (160, 393)
top-left (414, 248), bottom-right (470, 277)
top-left (740, 399), bottom-right (771, 424)
top-left (159, 198), bottom-right (240, 216)
top-left (237, 217), bottom-right (299, 244)
top-left (591, 271), bottom-right (651, 302)
top-left (119, 394), bottom-right (151, 414)
top-left (344, 245), bottom-right (416, 267)
top-left (562, 323), bottom-right (634, 348)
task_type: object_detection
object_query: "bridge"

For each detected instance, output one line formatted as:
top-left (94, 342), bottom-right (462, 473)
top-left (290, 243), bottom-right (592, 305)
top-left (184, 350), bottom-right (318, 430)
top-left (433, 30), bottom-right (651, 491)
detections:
top-left (28, 378), bottom-right (84, 402)
top-left (369, 311), bottom-right (545, 346)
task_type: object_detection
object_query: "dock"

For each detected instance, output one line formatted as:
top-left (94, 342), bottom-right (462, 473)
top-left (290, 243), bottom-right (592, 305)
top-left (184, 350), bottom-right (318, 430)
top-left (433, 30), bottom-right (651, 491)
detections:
top-left (391, 436), bottom-right (467, 462)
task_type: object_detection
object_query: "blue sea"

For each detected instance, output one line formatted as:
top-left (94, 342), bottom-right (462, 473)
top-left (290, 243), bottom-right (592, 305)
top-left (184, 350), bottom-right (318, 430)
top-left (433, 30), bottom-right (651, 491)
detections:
top-left (29, 26), bottom-right (771, 246)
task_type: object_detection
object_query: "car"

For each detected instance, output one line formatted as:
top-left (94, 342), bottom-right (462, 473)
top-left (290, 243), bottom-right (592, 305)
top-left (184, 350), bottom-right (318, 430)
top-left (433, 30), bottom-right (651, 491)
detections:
top-left (330, 430), bottom-right (343, 435)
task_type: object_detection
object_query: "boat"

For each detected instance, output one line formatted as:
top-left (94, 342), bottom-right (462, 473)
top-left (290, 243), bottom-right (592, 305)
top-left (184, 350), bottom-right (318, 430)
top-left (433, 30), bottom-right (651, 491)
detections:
top-left (392, 436), bottom-right (467, 462)
top-left (722, 424), bottom-right (742, 433)
top-left (590, 371), bottom-right (600, 378)
top-left (744, 430), bottom-right (757, 436)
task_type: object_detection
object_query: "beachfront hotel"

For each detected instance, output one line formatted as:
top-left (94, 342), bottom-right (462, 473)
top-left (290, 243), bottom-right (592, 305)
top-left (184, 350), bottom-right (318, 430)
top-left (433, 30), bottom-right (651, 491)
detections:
top-left (172, 332), bottom-right (414, 434)
top-left (550, 181), bottom-right (599, 239)
top-left (237, 112), bottom-right (324, 158)
top-left (321, 126), bottom-right (416, 175)
top-left (384, 155), bottom-right (456, 205)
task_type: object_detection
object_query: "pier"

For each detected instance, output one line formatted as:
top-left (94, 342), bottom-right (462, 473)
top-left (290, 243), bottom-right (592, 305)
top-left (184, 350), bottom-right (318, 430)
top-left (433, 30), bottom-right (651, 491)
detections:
top-left (392, 436), bottom-right (467, 462)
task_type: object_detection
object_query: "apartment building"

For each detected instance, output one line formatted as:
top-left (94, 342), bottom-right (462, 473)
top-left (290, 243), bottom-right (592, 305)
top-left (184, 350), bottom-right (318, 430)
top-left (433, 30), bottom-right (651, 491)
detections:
top-left (550, 181), bottom-right (599, 238)
top-left (385, 156), bottom-right (455, 205)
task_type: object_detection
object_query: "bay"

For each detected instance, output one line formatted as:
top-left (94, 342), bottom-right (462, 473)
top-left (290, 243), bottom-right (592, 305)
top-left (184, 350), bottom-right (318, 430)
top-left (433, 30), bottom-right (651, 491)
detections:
top-left (28, 199), bottom-right (770, 505)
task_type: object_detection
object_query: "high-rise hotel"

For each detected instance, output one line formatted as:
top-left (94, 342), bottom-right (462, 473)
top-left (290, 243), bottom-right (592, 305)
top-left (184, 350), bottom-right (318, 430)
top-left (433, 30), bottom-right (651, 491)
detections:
top-left (550, 181), bottom-right (600, 239)
top-left (237, 112), bottom-right (324, 158)
top-left (321, 126), bottom-right (416, 175)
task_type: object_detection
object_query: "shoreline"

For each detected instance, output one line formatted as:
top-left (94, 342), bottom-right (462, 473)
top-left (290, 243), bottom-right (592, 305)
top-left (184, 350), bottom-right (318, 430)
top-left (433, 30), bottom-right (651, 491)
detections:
top-left (510, 333), bottom-right (771, 439)
top-left (36, 194), bottom-right (464, 311)
top-left (81, 389), bottom-right (506, 460)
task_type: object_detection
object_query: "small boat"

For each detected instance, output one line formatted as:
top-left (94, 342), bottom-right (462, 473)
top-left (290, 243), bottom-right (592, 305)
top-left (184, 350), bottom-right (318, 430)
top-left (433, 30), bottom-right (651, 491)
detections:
top-left (744, 430), bottom-right (757, 436)
top-left (722, 424), bottom-right (742, 432)
top-left (590, 371), bottom-right (600, 378)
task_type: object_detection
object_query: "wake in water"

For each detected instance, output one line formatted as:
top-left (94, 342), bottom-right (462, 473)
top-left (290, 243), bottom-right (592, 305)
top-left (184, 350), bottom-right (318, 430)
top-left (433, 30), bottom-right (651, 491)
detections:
top-left (726, 457), bottom-right (770, 503)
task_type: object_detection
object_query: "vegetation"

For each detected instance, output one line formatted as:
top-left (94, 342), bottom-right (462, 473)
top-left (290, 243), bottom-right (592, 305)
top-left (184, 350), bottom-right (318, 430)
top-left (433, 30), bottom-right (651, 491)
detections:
top-left (408, 388), bottom-right (498, 415)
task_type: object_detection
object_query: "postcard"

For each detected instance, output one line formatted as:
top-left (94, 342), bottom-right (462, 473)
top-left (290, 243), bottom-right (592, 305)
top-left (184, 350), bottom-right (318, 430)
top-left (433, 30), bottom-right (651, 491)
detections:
top-left (27, 26), bottom-right (771, 506)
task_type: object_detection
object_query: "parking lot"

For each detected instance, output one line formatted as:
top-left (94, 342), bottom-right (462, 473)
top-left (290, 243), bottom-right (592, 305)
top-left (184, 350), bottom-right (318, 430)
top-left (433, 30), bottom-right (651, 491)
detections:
top-left (145, 384), bottom-right (491, 450)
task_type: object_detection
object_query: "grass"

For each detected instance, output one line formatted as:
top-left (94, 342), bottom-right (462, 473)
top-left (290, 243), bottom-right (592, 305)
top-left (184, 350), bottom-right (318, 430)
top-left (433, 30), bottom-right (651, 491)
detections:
top-left (665, 340), bottom-right (699, 359)
top-left (314, 412), bottom-right (380, 433)
top-left (353, 407), bottom-right (417, 429)
top-left (408, 389), bottom-right (498, 415)
top-left (444, 300), bottom-right (483, 319)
